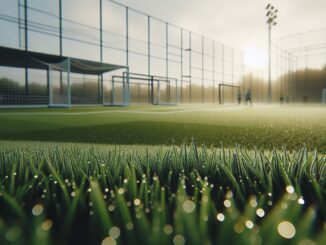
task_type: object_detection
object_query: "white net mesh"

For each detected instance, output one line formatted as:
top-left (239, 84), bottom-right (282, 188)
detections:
top-left (47, 59), bottom-right (70, 107)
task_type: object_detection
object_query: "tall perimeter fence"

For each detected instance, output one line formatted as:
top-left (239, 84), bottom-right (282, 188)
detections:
top-left (0, 0), bottom-right (250, 106)
top-left (272, 28), bottom-right (326, 103)
top-left (1, 0), bottom-right (324, 106)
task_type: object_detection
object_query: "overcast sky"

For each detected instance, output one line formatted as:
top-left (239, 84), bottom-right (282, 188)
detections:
top-left (118, 0), bottom-right (326, 51)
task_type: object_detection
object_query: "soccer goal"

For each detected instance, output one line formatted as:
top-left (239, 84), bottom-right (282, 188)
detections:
top-left (104, 72), bottom-right (178, 106)
top-left (218, 83), bottom-right (240, 104)
top-left (48, 59), bottom-right (71, 108)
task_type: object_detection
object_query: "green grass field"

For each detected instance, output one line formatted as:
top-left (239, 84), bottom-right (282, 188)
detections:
top-left (0, 104), bottom-right (326, 245)
top-left (1, 104), bottom-right (326, 151)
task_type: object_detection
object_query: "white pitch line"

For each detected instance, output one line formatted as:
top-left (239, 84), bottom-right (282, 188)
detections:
top-left (0, 106), bottom-right (245, 116)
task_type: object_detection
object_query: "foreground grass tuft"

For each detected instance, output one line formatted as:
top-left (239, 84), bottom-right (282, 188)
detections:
top-left (0, 143), bottom-right (325, 244)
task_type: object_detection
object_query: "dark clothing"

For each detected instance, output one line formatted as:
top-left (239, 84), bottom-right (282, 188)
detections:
top-left (245, 90), bottom-right (252, 106)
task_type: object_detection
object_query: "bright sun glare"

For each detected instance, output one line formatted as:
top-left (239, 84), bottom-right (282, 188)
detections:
top-left (244, 46), bottom-right (268, 69)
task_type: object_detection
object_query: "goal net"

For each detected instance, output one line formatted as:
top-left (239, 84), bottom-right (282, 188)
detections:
top-left (103, 73), bottom-right (178, 106)
top-left (218, 84), bottom-right (240, 104)
top-left (48, 59), bottom-right (70, 107)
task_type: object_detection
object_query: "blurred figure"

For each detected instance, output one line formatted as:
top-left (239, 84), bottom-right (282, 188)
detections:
top-left (245, 89), bottom-right (252, 106)
top-left (285, 95), bottom-right (289, 103)
top-left (280, 94), bottom-right (284, 105)
top-left (237, 90), bottom-right (241, 105)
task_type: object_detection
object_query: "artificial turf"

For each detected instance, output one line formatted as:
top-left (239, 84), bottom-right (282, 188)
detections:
top-left (0, 105), bottom-right (326, 152)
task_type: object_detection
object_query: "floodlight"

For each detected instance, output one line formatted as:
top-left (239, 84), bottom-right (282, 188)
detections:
top-left (265, 4), bottom-right (278, 103)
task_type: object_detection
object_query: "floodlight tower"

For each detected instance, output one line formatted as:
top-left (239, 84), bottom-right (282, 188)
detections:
top-left (266, 4), bottom-right (278, 103)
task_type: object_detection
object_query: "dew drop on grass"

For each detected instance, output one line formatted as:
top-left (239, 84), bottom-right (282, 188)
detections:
top-left (298, 197), bottom-right (305, 205)
top-left (234, 223), bottom-right (244, 234)
top-left (216, 213), bottom-right (225, 222)
top-left (298, 239), bottom-right (316, 245)
top-left (41, 220), bottom-right (53, 231)
top-left (223, 200), bottom-right (231, 208)
top-left (173, 234), bottom-right (185, 245)
top-left (126, 222), bottom-right (134, 230)
top-left (277, 221), bottom-right (296, 239)
top-left (245, 220), bottom-right (254, 229)
top-left (286, 185), bottom-right (295, 194)
top-left (202, 196), bottom-right (209, 203)
top-left (182, 200), bottom-right (196, 213)
top-left (163, 224), bottom-right (173, 235)
top-left (109, 226), bottom-right (120, 239)
top-left (256, 208), bottom-right (265, 217)
top-left (32, 204), bottom-right (44, 216)
top-left (101, 236), bottom-right (116, 245)
top-left (5, 226), bottom-right (21, 241)
top-left (281, 203), bottom-right (288, 209)
top-left (134, 198), bottom-right (141, 206)
top-left (249, 198), bottom-right (257, 208)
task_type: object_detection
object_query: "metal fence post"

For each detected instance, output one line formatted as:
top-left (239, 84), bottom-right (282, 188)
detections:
top-left (213, 40), bottom-right (215, 103)
top-left (180, 28), bottom-right (183, 103)
top-left (24, 0), bottom-right (28, 96)
top-left (148, 15), bottom-right (151, 103)
top-left (201, 36), bottom-right (204, 103)
top-left (189, 32), bottom-right (192, 103)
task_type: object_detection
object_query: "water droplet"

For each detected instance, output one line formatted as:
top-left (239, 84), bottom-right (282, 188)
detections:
top-left (109, 226), bottom-right (120, 239)
top-left (126, 222), bottom-right (134, 230)
top-left (234, 223), bottom-right (244, 233)
top-left (256, 208), bottom-right (265, 217)
top-left (182, 200), bottom-right (196, 213)
top-left (134, 199), bottom-right (141, 206)
top-left (277, 221), bottom-right (296, 239)
top-left (224, 200), bottom-right (232, 208)
top-left (173, 234), bottom-right (185, 245)
top-left (298, 197), bottom-right (305, 205)
top-left (32, 204), bottom-right (44, 216)
top-left (41, 220), bottom-right (53, 231)
top-left (245, 220), bottom-right (254, 229)
top-left (216, 213), bottom-right (225, 222)
top-left (286, 186), bottom-right (295, 194)
top-left (163, 224), bottom-right (173, 235)
top-left (101, 236), bottom-right (116, 245)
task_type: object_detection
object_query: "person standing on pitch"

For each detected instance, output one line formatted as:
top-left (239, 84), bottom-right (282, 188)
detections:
top-left (237, 90), bottom-right (241, 105)
top-left (245, 89), bottom-right (252, 106)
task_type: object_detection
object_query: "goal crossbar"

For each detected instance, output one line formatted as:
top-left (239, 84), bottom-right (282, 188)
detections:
top-left (218, 83), bottom-right (240, 104)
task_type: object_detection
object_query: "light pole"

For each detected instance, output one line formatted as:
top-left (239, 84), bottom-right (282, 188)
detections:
top-left (266, 4), bottom-right (278, 103)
